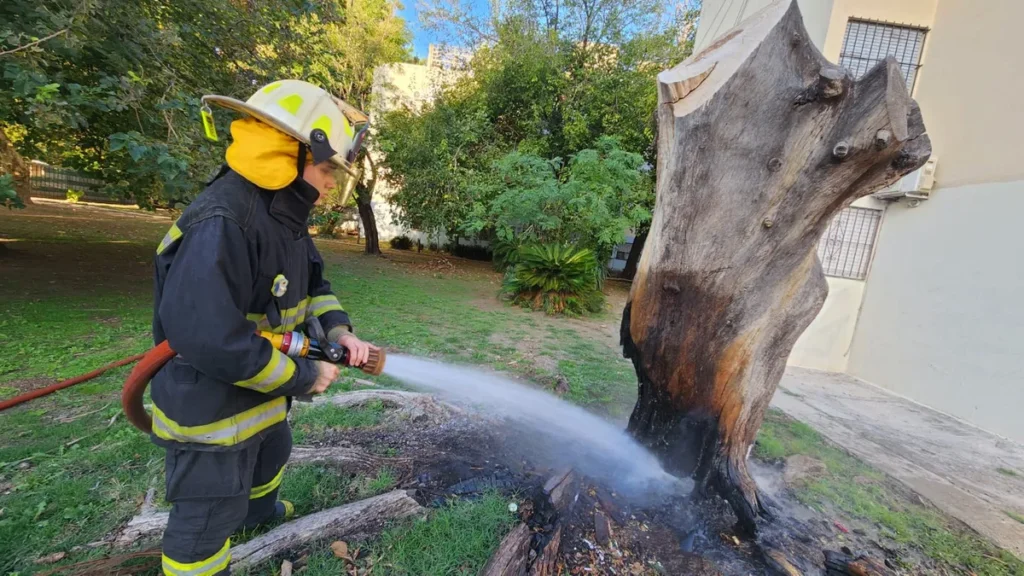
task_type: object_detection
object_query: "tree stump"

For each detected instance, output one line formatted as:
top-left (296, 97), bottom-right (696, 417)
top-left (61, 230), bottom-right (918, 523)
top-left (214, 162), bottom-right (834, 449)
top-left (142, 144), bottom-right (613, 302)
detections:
top-left (621, 0), bottom-right (930, 533)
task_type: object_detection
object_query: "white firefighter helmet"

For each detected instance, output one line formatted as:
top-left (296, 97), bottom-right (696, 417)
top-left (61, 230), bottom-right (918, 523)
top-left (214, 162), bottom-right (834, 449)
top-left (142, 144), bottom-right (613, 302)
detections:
top-left (203, 80), bottom-right (369, 193)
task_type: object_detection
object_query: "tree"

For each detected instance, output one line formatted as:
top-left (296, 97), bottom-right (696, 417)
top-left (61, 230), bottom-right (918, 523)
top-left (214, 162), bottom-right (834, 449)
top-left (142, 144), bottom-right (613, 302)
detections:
top-left (463, 137), bottom-right (651, 261)
top-left (355, 152), bottom-right (382, 255)
top-left (376, 88), bottom-right (497, 240)
top-left (621, 1), bottom-right (930, 533)
top-left (0, 0), bottom-right (410, 208)
top-left (379, 0), bottom-right (695, 250)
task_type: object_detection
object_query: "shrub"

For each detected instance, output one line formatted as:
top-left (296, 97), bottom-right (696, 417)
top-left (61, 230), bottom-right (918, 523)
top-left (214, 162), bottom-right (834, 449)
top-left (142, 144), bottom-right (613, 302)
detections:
top-left (502, 243), bottom-right (605, 316)
top-left (66, 189), bottom-right (84, 203)
top-left (492, 237), bottom-right (522, 270)
top-left (390, 235), bottom-right (413, 250)
top-left (0, 175), bottom-right (24, 209)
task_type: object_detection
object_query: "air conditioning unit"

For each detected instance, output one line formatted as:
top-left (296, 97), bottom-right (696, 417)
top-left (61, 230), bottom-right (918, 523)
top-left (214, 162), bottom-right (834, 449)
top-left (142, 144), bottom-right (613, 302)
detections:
top-left (873, 157), bottom-right (938, 200)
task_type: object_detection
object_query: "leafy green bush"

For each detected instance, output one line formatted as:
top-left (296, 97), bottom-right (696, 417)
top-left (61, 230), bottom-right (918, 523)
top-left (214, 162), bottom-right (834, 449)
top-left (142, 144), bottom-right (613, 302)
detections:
top-left (66, 189), bottom-right (84, 203)
top-left (502, 243), bottom-right (604, 316)
top-left (390, 235), bottom-right (413, 250)
top-left (462, 137), bottom-right (652, 264)
top-left (492, 237), bottom-right (522, 270)
top-left (0, 175), bottom-right (25, 209)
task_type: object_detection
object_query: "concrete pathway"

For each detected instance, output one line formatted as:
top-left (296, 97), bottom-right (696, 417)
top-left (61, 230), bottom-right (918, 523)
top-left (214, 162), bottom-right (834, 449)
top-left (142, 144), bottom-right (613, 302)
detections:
top-left (774, 367), bottom-right (1024, 556)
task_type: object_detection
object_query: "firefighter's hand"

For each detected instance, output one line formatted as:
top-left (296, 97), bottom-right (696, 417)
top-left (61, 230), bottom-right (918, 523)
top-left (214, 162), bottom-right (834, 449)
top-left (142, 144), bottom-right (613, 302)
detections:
top-left (337, 333), bottom-right (377, 367)
top-left (309, 361), bottom-right (341, 394)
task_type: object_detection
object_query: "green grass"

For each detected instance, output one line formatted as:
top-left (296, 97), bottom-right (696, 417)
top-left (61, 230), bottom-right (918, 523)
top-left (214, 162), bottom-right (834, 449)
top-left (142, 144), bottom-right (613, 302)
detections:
top-left (290, 401), bottom-right (385, 444)
top-left (369, 492), bottom-right (516, 576)
top-left (757, 410), bottom-right (1024, 575)
top-left (279, 464), bottom-right (352, 516)
top-left (998, 467), bottom-right (1020, 478)
top-left (1006, 511), bottom-right (1024, 525)
top-left (242, 493), bottom-right (516, 576)
top-left (0, 376), bottom-right (163, 574)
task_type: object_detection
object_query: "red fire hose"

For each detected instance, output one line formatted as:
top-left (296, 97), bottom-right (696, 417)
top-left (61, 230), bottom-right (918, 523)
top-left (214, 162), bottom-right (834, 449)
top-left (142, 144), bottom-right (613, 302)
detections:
top-left (0, 343), bottom-right (174, 434)
top-left (0, 353), bottom-right (147, 412)
top-left (2, 314), bottom-right (384, 435)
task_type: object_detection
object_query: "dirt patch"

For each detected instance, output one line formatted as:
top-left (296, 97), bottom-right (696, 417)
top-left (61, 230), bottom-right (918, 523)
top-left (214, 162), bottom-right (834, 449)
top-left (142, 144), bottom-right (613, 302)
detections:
top-left (0, 201), bottom-right (168, 299)
top-left (0, 377), bottom-right (54, 395)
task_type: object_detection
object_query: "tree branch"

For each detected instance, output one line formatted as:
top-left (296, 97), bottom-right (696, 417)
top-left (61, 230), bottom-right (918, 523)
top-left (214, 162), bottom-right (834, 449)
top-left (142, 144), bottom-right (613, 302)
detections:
top-left (0, 29), bottom-right (69, 57)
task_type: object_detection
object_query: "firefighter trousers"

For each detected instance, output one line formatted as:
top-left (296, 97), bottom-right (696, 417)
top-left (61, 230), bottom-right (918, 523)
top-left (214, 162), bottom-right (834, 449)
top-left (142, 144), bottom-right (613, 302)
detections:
top-left (160, 422), bottom-right (292, 576)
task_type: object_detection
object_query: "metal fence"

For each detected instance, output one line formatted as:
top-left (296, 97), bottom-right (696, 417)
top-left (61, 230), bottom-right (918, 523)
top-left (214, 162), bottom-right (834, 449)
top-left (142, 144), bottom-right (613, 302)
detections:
top-left (28, 161), bottom-right (134, 205)
top-left (817, 206), bottom-right (882, 280)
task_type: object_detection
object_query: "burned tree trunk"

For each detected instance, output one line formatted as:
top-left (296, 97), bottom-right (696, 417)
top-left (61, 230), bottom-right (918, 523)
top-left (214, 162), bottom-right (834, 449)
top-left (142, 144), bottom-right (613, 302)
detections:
top-left (622, 0), bottom-right (930, 533)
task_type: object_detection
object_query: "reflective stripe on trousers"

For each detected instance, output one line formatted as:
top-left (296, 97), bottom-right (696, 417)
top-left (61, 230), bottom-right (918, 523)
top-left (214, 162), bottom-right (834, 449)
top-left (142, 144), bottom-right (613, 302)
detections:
top-left (250, 464), bottom-right (286, 500)
top-left (163, 538), bottom-right (230, 576)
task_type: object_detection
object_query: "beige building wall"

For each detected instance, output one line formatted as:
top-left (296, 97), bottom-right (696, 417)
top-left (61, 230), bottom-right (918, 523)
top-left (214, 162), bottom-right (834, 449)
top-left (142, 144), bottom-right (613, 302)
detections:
top-left (789, 277), bottom-right (865, 372)
top-left (909, 0), bottom-right (1024, 187)
top-left (695, 0), bottom-right (834, 52)
top-left (820, 0), bottom-right (937, 63)
top-left (847, 0), bottom-right (1024, 441)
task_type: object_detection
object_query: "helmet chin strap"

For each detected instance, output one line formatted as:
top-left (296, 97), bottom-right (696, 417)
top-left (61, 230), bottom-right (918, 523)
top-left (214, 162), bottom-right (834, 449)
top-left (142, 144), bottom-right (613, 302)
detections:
top-left (296, 142), bottom-right (308, 177)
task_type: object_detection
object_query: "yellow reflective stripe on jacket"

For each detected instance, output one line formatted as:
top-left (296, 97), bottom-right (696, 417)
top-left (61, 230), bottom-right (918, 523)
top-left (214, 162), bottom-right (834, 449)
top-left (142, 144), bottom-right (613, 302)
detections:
top-left (152, 397), bottom-right (286, 446)
top-left (235, 349), bottom-right (295, 393)
top-left (280, 297), bottom-right (310, 331)
top-left (162, 538), bottom-right (230, 576)
top-left (309, 294), bottom-right (343, 316)
top-left (245, 297), bottom-right (311, 334)
top-left (250, 465), bottom-right (286, 500)
top-left (156, 222), bottom-right (183, 255)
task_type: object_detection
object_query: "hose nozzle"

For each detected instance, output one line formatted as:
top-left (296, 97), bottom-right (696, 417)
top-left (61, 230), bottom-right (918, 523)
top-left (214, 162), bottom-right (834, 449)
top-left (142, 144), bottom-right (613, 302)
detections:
top-left (361, 347), bottom-right (385, 376)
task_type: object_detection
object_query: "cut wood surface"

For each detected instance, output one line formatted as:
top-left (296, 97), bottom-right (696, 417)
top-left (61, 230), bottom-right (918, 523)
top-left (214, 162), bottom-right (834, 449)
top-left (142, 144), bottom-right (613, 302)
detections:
top-left (479, 522), bottom-right (532, 576)
top-left (230, 490), bottom-right (424, 570)
top-left (622, 0), bottom-right (930, 534)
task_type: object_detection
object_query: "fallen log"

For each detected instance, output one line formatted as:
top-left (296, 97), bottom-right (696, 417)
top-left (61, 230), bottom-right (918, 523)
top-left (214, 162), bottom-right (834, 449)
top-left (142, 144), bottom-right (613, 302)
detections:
top-left (548, 471), bottom-right (578, 515)
top-left (480, 522), bottom-right (532, 576)
top-left (113, 487), bottom-right (168, 547)
top-left (289, 444), bottom-right (410, 471)
top-left (313, 389), bottom-right (459, 423)
top-left (529, 524), bottom-right (563, 576)
top-left (231, 489), bottom-right (424, 570)
top-left (622, 0), bottom-right (930, 533)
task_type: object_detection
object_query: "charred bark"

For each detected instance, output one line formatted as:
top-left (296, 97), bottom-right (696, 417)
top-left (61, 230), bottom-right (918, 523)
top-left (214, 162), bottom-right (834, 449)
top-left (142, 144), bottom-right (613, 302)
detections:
top-left (622, 0), bottom-right (930, 534)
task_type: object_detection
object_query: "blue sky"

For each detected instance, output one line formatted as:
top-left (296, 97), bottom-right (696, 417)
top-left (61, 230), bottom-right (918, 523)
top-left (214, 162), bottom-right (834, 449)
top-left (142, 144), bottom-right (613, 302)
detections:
top-left (398, 3), bottom-right (438, 59)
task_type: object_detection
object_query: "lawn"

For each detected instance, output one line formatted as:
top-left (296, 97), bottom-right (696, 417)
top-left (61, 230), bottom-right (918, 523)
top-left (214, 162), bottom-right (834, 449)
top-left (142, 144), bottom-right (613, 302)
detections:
top-left (2, 202), bottom-right (1021, 575)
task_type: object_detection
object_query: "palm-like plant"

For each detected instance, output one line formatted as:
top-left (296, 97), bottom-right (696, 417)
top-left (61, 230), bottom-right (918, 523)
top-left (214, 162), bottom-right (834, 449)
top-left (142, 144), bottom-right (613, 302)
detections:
top-left (502, 243), bottom-right (604, 315)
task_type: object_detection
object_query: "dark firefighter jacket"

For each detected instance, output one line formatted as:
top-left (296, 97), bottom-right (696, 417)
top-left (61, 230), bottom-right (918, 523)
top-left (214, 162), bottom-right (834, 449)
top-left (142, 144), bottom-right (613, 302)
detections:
top-left (150, 119), bottom-right (351, 451)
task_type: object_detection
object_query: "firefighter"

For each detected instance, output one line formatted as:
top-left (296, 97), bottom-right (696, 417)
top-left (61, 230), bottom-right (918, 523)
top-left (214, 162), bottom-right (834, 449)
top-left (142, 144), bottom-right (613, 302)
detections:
top-left (151, 80), bottom-right (376, 576)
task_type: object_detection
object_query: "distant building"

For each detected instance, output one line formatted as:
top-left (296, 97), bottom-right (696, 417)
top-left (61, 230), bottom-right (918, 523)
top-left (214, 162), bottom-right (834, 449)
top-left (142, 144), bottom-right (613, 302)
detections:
top-left (367, 45), bottom-right (472, 243)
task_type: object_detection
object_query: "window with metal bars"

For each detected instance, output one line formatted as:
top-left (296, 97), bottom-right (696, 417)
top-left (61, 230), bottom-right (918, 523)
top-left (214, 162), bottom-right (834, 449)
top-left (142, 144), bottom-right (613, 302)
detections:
top-left (839, 19), bottom-right (927, 92)
top-left (817, 207), bottom-right (882, 280)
